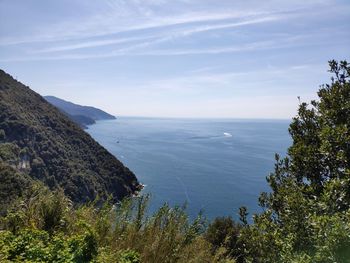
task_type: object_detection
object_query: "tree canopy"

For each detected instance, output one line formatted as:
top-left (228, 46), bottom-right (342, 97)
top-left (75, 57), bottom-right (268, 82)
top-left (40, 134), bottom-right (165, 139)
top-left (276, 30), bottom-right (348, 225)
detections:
top-left (239, 60), bottom-right (350, 262)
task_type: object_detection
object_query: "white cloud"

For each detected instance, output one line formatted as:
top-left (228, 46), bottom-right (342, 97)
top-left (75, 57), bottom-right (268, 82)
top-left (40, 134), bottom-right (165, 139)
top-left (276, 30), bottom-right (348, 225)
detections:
top-left (34, 36), bottom-right (156, 53)
top-left (34, 12), bottom-right (283, 53)
top-left (3, 0), bottom-right (330, 46)
top-left (0, 9), bottom-right (265, 46)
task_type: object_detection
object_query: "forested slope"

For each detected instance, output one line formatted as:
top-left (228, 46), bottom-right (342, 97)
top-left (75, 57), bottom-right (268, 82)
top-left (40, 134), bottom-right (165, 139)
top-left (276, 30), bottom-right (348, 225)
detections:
top-left (0, 69), bottom-right (140, 209)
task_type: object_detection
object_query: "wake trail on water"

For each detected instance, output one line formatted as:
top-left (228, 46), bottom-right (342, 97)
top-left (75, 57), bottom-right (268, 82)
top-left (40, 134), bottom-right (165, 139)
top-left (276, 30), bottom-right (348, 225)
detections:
top-left (223, 132), bottom-right (232, 137)
top-left (189, 132), bottom-right (232, 140)
top-left (175, 176), bottom-right (191, 203)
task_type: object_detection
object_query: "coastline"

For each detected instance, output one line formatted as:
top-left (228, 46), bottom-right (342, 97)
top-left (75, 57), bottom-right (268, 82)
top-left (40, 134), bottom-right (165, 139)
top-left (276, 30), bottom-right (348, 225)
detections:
top-left (133, 183), bottom-right (146, 197)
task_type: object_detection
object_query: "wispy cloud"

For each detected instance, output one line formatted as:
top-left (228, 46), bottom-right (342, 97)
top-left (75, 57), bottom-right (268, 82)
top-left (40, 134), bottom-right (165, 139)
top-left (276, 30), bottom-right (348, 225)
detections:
top-left (106, 63), bottom-right (325, 109)
top-left (34, 36), bottom-right (157, 53)
top-left (0, 41), bottom-right (290, 61)
top-left (1, 0), bottom-right (340, 62)
top-left (1, 0), bottom-right (339, 47)
top-left (32, 13), bottom-right (283, 54)
top-left (0, 10), bottom-right (298, 62)
top-left (0, 33), bottom-right (316, 62)
top-left (0, 10), bottom-right (266, 46)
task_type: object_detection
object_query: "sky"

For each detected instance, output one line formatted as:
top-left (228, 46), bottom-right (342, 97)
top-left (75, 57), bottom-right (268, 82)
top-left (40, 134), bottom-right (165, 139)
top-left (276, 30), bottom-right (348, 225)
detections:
top-left (0, 0), bottom-right (349, 119)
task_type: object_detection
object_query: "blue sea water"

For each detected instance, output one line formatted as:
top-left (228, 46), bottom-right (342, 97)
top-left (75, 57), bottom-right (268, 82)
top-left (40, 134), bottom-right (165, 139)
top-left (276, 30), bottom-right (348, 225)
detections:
top-left (87, 117), bottom-right (291, 221)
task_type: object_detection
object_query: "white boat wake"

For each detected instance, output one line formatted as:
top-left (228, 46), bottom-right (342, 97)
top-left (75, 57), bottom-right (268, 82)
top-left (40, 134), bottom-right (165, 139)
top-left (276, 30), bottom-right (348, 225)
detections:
top-left (223, 132), bottom-right (232, 137)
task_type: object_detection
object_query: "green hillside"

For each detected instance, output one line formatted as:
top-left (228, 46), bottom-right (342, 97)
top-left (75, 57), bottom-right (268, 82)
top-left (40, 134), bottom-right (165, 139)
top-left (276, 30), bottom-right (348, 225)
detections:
top-left (0, 69), bottom-right (141, 209)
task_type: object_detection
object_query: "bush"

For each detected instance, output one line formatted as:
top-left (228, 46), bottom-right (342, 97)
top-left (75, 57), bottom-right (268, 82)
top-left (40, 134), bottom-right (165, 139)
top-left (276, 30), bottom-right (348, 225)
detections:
top-left (205, 217), bottom-right (242, 261)
top-left (119, 249), bottom-right (140, 263)
top-left (0, 187), bottom-right (218, 262)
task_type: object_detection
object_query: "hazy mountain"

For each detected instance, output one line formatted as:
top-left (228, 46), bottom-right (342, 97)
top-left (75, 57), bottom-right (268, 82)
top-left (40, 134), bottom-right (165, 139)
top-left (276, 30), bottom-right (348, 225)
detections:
top-left (44, 95), bottom-right (116, 128)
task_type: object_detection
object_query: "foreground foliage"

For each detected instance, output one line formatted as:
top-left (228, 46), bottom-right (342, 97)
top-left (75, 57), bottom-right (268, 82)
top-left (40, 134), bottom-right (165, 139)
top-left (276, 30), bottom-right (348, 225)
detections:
top-left (0, 186), bottom-right (226, 262)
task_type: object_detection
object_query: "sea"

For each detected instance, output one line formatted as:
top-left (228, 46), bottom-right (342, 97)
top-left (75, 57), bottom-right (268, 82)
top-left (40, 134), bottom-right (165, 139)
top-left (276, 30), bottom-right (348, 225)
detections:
top-left (87, 117), bottom-right (291, 221)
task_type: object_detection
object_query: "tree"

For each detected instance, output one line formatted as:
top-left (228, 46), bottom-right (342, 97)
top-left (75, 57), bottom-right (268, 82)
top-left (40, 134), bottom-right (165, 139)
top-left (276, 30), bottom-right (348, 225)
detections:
top-left (240, 60), bottom-right (350, 262)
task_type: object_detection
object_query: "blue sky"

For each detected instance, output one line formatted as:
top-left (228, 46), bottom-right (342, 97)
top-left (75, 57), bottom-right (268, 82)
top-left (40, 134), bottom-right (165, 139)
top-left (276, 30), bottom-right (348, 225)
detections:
top-left (0, 0), bottom-right (349, 118)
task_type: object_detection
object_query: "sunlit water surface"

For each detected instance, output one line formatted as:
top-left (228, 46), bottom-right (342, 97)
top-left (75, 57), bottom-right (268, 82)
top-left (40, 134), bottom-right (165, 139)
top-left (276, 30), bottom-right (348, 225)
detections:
top-left (87, 117), bottom-right (291, 220)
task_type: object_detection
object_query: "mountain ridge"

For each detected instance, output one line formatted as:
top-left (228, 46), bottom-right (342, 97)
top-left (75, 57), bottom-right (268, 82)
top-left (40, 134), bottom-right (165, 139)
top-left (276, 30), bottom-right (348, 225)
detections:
top-left (45, 95), bottom-right (116, 128)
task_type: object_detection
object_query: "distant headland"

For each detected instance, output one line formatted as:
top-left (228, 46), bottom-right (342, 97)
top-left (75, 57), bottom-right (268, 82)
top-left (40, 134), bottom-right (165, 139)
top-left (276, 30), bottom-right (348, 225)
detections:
top-left (44, 95), bottom-right (116, 128)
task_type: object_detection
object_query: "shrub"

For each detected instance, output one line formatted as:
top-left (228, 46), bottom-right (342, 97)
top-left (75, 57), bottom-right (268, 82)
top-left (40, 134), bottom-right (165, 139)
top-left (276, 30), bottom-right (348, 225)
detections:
top-left (205, 217), bottom-right (242, 261)
top-left (119, 249), bottom-right (140, 263)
